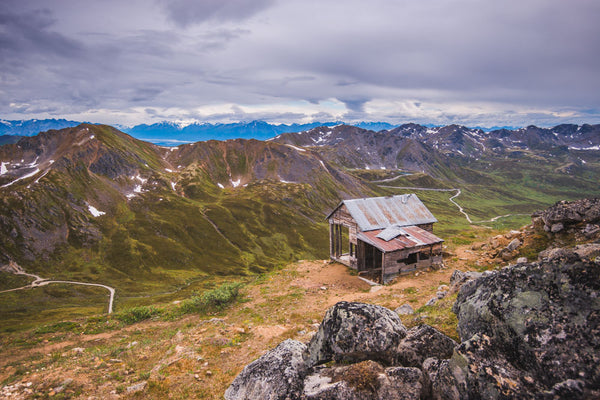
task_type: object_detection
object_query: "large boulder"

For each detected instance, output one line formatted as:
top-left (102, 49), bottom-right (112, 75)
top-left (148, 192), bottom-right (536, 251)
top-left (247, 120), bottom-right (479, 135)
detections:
top-left (304, 302), bottom-right (407, 367)
top-left (396, 324), bottom-right (457, 368)
top-left (302, 361), bottom-right (422, 400)
top-left (451, 252), bottom-right (600, 398)
top-left (541, 198), bottom-right (600, 231)
top-left (421, 356), bottom-right (468, 400)
top-left (224, 339), bottom-right (307, 400)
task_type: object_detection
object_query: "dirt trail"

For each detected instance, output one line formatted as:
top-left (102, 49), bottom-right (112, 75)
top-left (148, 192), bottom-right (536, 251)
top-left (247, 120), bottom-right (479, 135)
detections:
top-left (0, 267), bottom-right (115, 314)
top-left (378, 184), bottom-right (527, 225)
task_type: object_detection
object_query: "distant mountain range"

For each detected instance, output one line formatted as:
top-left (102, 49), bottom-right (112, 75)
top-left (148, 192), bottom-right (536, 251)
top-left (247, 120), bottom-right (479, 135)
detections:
top-left (0, 119), bottom-right (398, 144)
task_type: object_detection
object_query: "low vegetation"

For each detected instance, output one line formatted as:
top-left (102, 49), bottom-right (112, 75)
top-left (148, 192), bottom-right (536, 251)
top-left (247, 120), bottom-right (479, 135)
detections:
top-left (177, 282), bottom-right (244, 315)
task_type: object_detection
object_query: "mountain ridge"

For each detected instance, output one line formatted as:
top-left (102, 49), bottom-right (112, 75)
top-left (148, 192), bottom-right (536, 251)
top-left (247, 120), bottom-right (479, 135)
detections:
top-left (1, 122), bottom-right (599, 330)
top-left (4, 118), bottom-right (598, 147)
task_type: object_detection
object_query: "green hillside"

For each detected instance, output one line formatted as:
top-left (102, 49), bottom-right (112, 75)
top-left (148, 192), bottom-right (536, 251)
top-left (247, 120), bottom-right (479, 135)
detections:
top-left (1, 124), bottom-right (599, 330)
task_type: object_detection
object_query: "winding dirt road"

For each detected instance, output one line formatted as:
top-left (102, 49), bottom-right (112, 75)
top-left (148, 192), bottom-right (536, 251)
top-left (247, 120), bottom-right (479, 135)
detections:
top-left (377, 184), bottom-right (526, 225)
top-left (0, 268), bottom-right (115, 314)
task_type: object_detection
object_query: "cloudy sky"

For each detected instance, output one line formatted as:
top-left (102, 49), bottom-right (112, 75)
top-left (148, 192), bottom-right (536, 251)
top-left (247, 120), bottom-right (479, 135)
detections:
top-left (1, 0), bottom-right (599, 127)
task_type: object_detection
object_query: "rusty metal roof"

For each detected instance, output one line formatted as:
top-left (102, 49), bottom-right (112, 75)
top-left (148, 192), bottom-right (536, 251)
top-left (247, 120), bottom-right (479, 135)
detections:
top-left (330, 194), bottom-right (437, 232)
top-left (357, 225), bottom-right (443, 253)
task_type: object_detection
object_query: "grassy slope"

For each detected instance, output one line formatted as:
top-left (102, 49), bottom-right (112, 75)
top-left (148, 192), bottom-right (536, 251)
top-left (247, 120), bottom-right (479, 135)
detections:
top-left (1, 127), bottom-right (599, 331)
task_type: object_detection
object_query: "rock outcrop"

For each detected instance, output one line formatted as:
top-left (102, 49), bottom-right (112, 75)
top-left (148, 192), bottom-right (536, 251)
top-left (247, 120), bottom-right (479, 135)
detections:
top-left (224, 339), bottom-right (307, 400)
top-left (540, 198), bottom-right (600, 233)
top-left (304, 301), bottom-right (407, 367)
top-left (227, 250), bottom-right (600, 399)
top-left (447, 250), bottom-right (600, 399)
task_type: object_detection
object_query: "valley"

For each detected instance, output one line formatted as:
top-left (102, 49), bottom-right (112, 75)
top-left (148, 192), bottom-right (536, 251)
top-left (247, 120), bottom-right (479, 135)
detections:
top-left (0, 123), bottom-right (598, 332)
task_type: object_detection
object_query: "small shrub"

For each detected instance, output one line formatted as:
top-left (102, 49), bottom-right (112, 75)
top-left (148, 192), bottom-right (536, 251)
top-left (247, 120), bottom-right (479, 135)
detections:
top-left (34, 321), bottom-right (80, 334)
top-left (116, 306), bottom-right (162, 324)
top-left (403, 287), bottom-right (418, 295)
top-left (332, 360), bottom-right (383, 393)
top-left (178, 282), bottom-right (243, 315)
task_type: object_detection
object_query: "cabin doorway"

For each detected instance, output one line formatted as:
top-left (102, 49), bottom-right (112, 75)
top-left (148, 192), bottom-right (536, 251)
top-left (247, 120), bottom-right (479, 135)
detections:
top-left (357, 240), bottom-right (382, 282)
top-left (330, 223), bottom-right (353, 266)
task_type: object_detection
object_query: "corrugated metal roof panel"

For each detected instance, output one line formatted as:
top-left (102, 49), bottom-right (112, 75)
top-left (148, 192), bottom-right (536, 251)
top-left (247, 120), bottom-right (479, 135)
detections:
top-left (358, 225), bottom-right (443, 253)
top-left (343, 194), bottom-right (437, 231)
top-left (376, 226), bottom-right (406, 241)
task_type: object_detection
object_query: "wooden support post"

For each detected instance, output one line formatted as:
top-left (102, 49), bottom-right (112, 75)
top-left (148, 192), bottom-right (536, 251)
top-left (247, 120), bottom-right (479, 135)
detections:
top-left (329, 222), bottom-right (334, 259)
top-left (381, 252), bottom-right (385, 283)
top-left (336, 224), bottom-right (341, 257)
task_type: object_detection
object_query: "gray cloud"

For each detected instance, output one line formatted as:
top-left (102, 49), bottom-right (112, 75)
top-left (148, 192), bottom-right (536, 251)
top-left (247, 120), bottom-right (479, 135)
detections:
top-left (159, 0), bottom-right (276, 26)
top-left (0, 0), bottom-right (599, 127)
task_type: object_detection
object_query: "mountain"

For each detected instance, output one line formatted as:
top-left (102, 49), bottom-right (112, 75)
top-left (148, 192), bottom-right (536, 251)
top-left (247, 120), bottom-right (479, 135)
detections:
top-left (273, 123), bottom-right (600, 178)
top-left (121, 121), bottom-right (347, 144)
top-left (0, 135), bottom-right (20, 146)
top-left (0, 124), bottom-right (372, 306)
top-left (0, 119), bottom-right (82, 136)
top-left (1, 122), bottom-right (599, 330)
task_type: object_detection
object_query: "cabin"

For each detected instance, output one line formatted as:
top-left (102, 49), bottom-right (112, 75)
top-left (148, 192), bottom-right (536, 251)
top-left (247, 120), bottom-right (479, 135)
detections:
top-left (326, 194), bottom-right (444, 283)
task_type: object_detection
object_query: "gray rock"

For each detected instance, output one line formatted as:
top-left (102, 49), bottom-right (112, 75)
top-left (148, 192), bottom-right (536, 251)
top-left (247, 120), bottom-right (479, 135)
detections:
top-left (302, 361), bottom-right (422, 400)
top-left (583, 223), bottom-right (600, 237)
top-left (507, 238), bottom-right (522, 251)
top-left (541, 198), bottom-right (600, 229)
top-left (452, 256), bottom-right (600, 397)
top-left (395, 304), bottom-right (414, 315)
top-left (573, 243), bottom-right (600, 260)
top-left (304, 302), bottom-right (407, 367)
top-left (422, 357), bottom-right (468, 400)
top-left (225, 339), bottom-right (307, 400)
top-left (448, 270), bottom-right (483, 293)
top-left (227, 245), bottom-right (600, 399)
top-left (550, 222), bottom-right (564, 233)
top-left (516, 257), bottom-right (528, 264)
top-left (126, 381), bottom-right (147, 393)
top-left (396, 325), bottom-right (457, 368)
top-left (425, 297), bottom-right (437, 306)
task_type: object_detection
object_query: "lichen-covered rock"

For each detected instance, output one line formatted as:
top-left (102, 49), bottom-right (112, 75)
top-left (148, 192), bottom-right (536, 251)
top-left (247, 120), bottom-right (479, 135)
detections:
top-left (396, 325), bottom-right (457, 368)
top-left (394, 304), bottom-right (414, 315)
top-left (224, 339), bottom-right (307, 400)
top-left (422, 356), bottom-right (468, 400)
top-left (304, 302), bottom-right (407, 367)
top-left (452, 253), bottom-right (600, 398)
top-left (448, 270), bottom-right (488, 294)
top-left (541, 198), bottom-right (600, 231)
top-left (302, 361), bottom-right (422, 400)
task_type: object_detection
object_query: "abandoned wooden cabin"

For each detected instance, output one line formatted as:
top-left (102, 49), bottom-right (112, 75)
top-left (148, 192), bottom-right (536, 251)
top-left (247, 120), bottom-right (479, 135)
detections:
top-left (327, 194), bottom-right (444, 283)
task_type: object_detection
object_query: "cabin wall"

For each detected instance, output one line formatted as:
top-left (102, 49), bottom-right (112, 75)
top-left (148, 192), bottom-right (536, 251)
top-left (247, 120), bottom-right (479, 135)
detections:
top-left (381, 243), bottom-right (443, 283)
top-left (417, 223), bottom-right (434, 233)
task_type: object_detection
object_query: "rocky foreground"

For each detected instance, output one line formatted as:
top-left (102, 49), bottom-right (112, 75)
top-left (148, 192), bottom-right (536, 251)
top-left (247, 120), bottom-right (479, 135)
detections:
top-left (226, 252), bottom-right (599, 399)
top-left (226, 198), bottom-right (600, 400)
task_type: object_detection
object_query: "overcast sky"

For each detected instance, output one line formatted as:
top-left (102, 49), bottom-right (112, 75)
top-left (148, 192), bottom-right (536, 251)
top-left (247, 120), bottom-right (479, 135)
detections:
top-left (1, 0), bottom-right (599, 127)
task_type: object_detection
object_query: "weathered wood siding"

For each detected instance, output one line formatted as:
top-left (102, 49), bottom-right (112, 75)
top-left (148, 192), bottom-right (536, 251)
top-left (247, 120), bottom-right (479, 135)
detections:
top-left (329, 205), bottom-right (359, 268)
top-left (417, 223), bottom-right (434, 233)
top-left (381, 243), bottom-right (443, 283)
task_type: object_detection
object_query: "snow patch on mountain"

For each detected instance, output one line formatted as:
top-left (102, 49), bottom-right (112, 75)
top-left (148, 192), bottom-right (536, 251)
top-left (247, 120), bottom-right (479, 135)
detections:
top-left (88, 205), bottom-right (106, 217)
